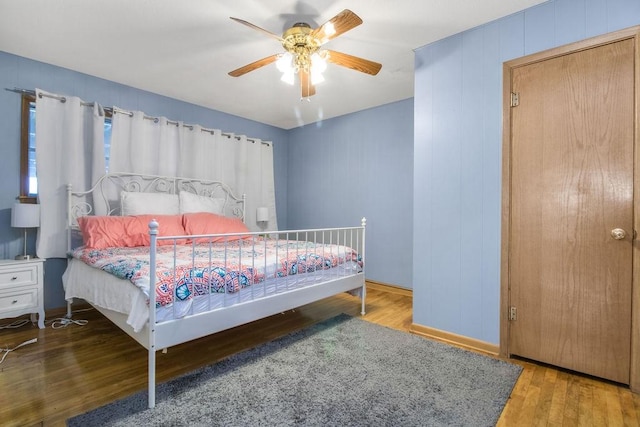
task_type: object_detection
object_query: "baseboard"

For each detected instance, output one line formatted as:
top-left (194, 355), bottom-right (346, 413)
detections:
top-left (410, 323), bottom-right (499, 356)
top-left (363, 282), bottom-right (496, 356)
top-left (365, 280), bottom-right (412, 297)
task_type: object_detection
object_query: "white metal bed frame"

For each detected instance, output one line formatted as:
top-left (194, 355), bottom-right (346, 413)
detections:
top-left (65, 173), bottom-right (366, 408)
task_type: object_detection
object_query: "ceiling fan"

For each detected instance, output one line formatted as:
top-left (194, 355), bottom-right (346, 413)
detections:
top-left (228, 9), bottom-right (382, 98)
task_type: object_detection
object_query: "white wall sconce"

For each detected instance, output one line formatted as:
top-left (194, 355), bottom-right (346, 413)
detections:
top-left (11, 202), bottom-right (40, 260)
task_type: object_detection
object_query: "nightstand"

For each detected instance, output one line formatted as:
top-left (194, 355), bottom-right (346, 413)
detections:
top-left (0, 258), bottom-right (45, 328)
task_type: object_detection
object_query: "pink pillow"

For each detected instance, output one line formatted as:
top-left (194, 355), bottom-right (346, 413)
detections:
top-left (182, 212), bottom-right (250, 243)
top-left (78, 215), bottom-right (187, 249)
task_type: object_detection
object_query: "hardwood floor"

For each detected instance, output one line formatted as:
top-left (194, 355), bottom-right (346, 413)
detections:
top-left (1, 286), bottom-right (638, 426)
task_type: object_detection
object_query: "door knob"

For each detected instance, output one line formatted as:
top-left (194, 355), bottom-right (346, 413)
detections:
top-left (611, 228), bottom-right (627, 240)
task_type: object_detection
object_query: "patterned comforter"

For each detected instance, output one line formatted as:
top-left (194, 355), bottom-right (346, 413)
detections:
top-left (69, 239), bottom-right (361, 308)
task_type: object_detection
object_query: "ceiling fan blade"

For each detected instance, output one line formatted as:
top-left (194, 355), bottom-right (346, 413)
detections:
top-left (230, 17), bottom-right (283, 42)
top-left (300, 70), bottom-right (316, 98)
top-left (228, 54), bottom-right (280, 77)
top-left (311, 9), bottom-right (363, 44)
top-left (326, 50), bottom-right (382, 76)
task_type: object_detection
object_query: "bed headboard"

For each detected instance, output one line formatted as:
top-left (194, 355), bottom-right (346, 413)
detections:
top-left (67, 172), bottom-right (246, 230)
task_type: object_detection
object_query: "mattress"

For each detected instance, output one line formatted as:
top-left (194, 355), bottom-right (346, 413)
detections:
top-left (63, 239), bottom-right (362, 333)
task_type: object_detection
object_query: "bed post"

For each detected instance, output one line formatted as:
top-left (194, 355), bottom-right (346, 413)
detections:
top-left (66, 184), bottom-right (72, 253)
top-left (361, 217), bottom-right (366, 316)
top-left (148, 219), bottom-right (159, 409)
top-left (66, 184), bottom-right (73, 318)
top-left (241, 194), bottom-right (246, 222)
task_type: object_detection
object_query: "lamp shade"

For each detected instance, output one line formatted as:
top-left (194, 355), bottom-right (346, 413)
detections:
top-left (256, 207), bottom-right (269, 223)
top-left (11, 203), bottom-right (40, 228)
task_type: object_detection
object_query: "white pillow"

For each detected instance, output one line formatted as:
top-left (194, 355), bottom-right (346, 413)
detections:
top-left (179, 191), bottom-right (225, 215)
top-left (120, 191), bottom-right (180, 216)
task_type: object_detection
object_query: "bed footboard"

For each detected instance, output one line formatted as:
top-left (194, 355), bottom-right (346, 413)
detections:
top-left (145, 218), bottom-right (366, 408)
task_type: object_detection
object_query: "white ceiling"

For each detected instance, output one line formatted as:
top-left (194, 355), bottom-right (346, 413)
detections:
top-left (0, 0), bottom-right (546, 130)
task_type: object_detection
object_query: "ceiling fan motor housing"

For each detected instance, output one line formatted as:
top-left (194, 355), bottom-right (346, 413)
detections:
top-left (282, 23), bottom-right (322, 72)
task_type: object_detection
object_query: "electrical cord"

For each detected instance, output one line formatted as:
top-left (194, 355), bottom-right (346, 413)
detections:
top-left (0, 319), bottom-right (30, 329)
top-left (0, 307), bottom-right (92, 331)
top-left (0, 337), bottom-right (37, 365)
top-left (49, 317), bottom-right (88, 329)
top-left (69, 307), bottom-right (94, 313)
top-left (0, 307), bottom-right (94, 365)
top-left (47, 306), bottom-right (94, 329)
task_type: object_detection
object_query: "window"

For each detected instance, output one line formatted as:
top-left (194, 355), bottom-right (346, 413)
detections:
top-left (19, 94), bottom-right (112, 201)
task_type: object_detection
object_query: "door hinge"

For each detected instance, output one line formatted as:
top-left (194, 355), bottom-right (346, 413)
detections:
top-left (509, 306), bottom-right (517, 321)
top-left (510, 92), bottom-right (520, 107)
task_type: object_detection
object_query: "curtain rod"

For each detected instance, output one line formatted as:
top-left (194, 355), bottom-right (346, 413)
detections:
top-left (5, 87), bottom-right (104, 109)
top-left (4, 87), bottom-right (271, 146)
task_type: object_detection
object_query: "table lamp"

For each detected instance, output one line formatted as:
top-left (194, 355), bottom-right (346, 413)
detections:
top-left (256, 207), bottom-right (268, 231)
top-left (11, 202), bottom-right (40, 260)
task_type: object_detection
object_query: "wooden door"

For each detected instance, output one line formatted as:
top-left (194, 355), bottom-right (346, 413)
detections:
top-left (508, 38), bottom-right (634, 384)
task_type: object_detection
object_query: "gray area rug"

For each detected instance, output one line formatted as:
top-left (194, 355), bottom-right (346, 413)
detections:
top-left (68, 314), bottom-right (521, 426)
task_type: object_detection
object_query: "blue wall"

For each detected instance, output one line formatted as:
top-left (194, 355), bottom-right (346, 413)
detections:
top-left (287, 100), bottom-right (414, 289)
top-left (413, 0), bottom-right (640, 345)
top-left (0, 52), bottom-right (289, 310)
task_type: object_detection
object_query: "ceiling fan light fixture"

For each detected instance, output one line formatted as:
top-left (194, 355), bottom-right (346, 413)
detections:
top-left (311, 70), bottom-right (325, 85)
top-left (323, 22), bottom-right (336, 38)
top-left (310, 52), bottom-right (327, 85)
top-left (276, 52), bottom-right (293, 73)
top-left (281, 70), bottom-right (295, 85)
top-left (311, 52), bottom-right (327, 72)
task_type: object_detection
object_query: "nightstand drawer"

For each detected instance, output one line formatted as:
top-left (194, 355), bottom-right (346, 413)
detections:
top-left (0, 287), bottom-right (38, 313)
top-left (0, 265), bottom-right (38, 289)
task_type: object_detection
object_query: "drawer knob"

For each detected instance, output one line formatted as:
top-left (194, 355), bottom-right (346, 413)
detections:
top-left (11, 276), bottom-right (17, 281)
top-left (12, 300), bottom-right (18, 304)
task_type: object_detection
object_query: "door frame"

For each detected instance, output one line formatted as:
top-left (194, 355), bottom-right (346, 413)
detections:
top-left (500, 25), bottom-right (640, 390)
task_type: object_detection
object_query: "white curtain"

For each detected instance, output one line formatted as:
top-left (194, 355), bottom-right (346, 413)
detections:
top-left (35, 89), bottom-right (106, 258)
top-left (178, 125), bottom-right (229, 181)
top-left (233, 135), bottom-right (277, 229)
top-left (258, 140), bottom-right (277, 229)
top-left (109, 110), bottom-right (180, 177)
top-left (109, 109), bottom-right (277, 231)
